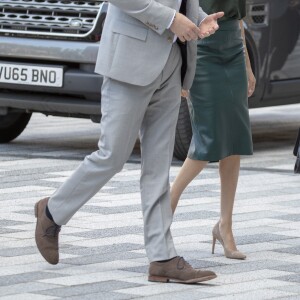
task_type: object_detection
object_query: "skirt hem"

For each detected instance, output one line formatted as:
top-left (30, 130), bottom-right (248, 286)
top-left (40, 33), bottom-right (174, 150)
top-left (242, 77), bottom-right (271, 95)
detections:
top-left (187, 151), bottom-right (253, 162)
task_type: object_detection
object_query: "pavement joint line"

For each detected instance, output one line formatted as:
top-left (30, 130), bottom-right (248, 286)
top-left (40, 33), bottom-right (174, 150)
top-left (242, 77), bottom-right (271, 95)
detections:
top-left (0, 109), bottom-right (299, 299)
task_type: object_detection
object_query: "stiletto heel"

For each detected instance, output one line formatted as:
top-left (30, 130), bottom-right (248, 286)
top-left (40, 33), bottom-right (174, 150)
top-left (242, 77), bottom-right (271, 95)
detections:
top-left (211, 221), bottom-right (246, 260)
top-left (212, 236), bottom-right (216, 254)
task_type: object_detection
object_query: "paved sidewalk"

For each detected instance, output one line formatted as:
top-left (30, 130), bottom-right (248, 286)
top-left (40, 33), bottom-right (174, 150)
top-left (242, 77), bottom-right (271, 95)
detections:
top-left (0, 105), bottom-right (299, 299)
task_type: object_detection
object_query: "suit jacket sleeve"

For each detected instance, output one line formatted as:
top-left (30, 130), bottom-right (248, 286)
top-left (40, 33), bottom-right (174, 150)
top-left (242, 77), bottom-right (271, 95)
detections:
top-left (198, 6), bottom-right (208, 24)
top-left (107, 0), bottom-right (175, 35)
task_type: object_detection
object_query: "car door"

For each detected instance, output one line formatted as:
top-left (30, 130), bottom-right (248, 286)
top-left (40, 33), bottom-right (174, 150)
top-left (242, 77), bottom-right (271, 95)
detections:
top-left (266, 0), bottom-right (300, 101)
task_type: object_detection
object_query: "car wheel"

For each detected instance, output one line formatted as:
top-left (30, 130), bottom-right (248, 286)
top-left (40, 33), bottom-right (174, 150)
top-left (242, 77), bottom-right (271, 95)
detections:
top-left (0, 111), bottom-right (32, 143)
top-left (174, 98), bottom-right (192, 161)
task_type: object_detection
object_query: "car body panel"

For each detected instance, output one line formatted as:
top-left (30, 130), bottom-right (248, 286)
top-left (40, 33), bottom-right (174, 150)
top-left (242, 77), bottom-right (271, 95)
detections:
top-left (0, 0), bottom-right (299, 117)
top-left (245, 0), bottom-right (300, 107)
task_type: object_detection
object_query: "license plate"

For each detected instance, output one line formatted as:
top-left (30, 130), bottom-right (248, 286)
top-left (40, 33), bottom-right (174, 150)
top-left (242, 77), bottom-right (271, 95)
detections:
top-left (0, 63), bottom-right (63, 87)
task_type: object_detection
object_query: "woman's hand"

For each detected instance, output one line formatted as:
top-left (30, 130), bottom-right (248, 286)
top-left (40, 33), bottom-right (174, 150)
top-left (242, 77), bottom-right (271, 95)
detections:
top-left (181, 89), bottom-right (189, 98)
top-left (239, 20), bottom-right (256, 98)
top-left (247, 68), bottom-right (256, 97)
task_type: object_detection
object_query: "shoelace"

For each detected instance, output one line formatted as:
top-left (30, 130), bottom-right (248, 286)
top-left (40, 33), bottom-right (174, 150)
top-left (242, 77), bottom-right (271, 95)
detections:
top-left (177, 256), bottom-right (192, 270)
top-left (44, 225), bottom-right (61, 237)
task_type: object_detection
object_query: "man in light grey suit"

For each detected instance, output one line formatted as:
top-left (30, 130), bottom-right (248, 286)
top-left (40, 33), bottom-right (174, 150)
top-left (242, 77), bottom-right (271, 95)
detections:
top-left (34, 0), bottom-right (224, 283)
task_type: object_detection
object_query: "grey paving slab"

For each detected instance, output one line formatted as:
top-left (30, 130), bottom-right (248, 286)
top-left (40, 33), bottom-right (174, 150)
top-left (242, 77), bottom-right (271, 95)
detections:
top-left (0, 272), bottom-right (66, 287)
top-left (201, 233), bottom-right (295, 246)
top-left (270, 263), bottom-right (300, 273)
top-left (274, 284), bottom-right (300, 295)
top-left (174, 210), bottom-right (219, 221)
top-left (0, 293), bottom-right (58, 300)
top-left (273, 246), bottom-right (300, 255)
top-left (0, 106), bottom-right (299, 299)
top-left (274, 238), bottom-right (300, 246)
top-left (0, 219), bottom-right (30, 226)
top-left (204, 289), bottom-right (296, 300)
top-left (0, 228), bottom-right (23, 234)
top-left (13, 209), bottom-right (38, 216)
top-left (174, 250), bottom-right (217, 260)
top-left (188, 256), bottom-right (229, 268)
top-left (213, 260), bottom-right (296, 275)
top-left (141, 290), bottom-right (219, 299)
top-left (60, 243), bottom-right (144, 256)
top-left (235, 187), bottom-right (300, 200)
top-left (62, 291), bottom-right (138, 300)
top-left (0, 282), bottom-right (62, 297)
top-left (236, 233), bottom-right (294, 245)
top-left (276, 297), bottom-right (300, 300)
top-left (79, 204), bottom-right (142, 215)
top-left (119, 265), bottom-right (148, 274)
top-left (36, 280), bottom-right (143, 297)
top-left (274, 199), bottom-right (300, 207)
top-left (0, 246), bottom-right (37, 257)
top-left (275, 274), bottom-right (300, 283)
top-left (271, 214), bottom-right (300, 222)
top-left (59, 251), bottom-right (146, 266)
top-left (69, 226), bottom-right (143, 239)
top-left (233, 210), bottom-right (287, 221)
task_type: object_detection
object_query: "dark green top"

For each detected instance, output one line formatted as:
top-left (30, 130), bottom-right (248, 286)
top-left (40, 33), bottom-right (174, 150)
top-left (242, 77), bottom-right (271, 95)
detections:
top-left (199, 0), bottom-right (246, 21)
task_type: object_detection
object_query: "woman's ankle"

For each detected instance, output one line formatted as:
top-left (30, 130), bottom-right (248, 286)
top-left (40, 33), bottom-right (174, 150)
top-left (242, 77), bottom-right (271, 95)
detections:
top-left (219, 219), bottom-right (233, 231)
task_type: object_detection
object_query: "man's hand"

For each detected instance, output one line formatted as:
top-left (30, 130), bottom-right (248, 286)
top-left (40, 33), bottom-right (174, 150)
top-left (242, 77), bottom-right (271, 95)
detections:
top-left (170, 13), bottom-right (200, 42)
top-left (198, 12), bottom-right (224, 39)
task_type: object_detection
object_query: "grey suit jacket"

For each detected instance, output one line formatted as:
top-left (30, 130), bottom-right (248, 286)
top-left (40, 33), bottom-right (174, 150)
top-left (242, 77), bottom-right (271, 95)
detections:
top-left (94, 0), bottom-right (207, 90)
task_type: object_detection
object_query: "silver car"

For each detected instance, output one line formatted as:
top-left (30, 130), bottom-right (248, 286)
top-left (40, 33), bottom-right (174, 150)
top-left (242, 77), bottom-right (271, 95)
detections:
top-left (0, 0), bottom-right (299, 160)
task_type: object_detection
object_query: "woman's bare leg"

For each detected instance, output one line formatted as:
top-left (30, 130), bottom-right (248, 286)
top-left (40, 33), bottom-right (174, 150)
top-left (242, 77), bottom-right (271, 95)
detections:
top-left (170, 158), bottom-right (208, 213)
top-left (218, 155), bottom-right (240, 251)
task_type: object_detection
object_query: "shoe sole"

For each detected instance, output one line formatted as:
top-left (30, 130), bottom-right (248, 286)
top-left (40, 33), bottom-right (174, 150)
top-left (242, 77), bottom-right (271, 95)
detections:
top-left (148, 274), bottom-right (217, 283)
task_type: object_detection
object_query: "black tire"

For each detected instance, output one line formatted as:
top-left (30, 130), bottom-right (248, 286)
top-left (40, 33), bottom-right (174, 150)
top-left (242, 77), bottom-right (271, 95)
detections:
top-left (0, 111), bottom-right (32, 143)
top-left (174, 98), bottom-right (192, 161)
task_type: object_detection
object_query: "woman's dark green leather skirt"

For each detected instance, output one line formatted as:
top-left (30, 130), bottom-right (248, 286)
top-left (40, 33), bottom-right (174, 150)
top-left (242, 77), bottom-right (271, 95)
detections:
top-left (188, 20), bottom-right (253, 161)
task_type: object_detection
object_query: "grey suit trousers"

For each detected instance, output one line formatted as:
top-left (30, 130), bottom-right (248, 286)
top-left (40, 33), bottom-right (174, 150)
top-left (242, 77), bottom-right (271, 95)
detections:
top-left (48, 44), bottom-right (182, 262)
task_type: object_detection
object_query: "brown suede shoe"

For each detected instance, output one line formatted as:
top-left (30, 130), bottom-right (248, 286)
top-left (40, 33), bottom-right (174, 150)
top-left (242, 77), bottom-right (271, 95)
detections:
top-left (34, 197), bottom-right (61, 265)
top-left (148, 256), bottom-right (217, 283)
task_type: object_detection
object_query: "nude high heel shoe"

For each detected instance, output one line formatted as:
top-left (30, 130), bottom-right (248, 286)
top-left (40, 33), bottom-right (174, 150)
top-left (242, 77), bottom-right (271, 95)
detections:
top-left (212, 221), bottom-right (246, 260)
